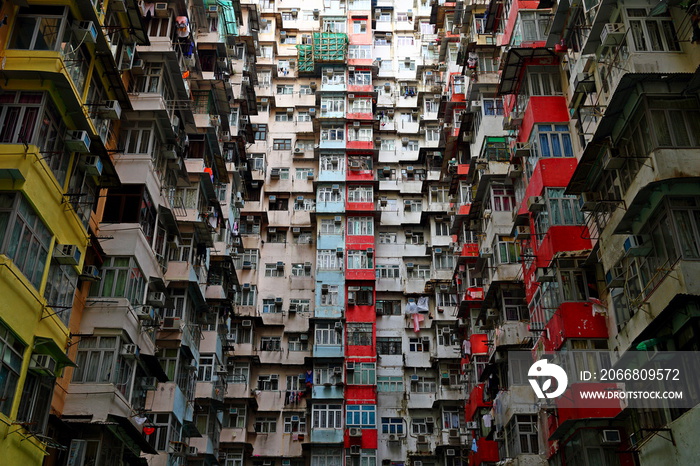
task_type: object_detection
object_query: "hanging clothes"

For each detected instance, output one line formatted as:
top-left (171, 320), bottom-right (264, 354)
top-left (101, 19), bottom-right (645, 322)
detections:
top-left (482, 413), bottom-right (492, 428)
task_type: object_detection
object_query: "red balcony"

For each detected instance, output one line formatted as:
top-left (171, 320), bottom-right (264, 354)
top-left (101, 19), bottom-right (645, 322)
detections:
top-left (346, 268), bottom-right (376, 281)
top-left (346, 201), bottom-right (375, 212)
top-left (548, 383), bottom-right (623, 440)
top-left (459, 243), bottom-right (479, 262)
top-left (540, 301), bottom-right (609, 352)
top-left (346, 112), bottom-right (374, 120)
top-left (346, 168), bottom-right (375, 182)
top-left (347, 84), bottom-right (374, 93)
top-left (344, 428), bottom-right (378, 449)
top-left (465, 384), bottom-right (492, 421)
top-left (463, 287), bottom-right (484, 306)
top-left (456, 203), bottom-right (471, 216)
top-left (347, 58), bottom-right (374, 67)
top-left (469, 438), bottom-right (500, 466)
top-left (346, 140), bottom-right (374, 150)
top-left (469, 333), bottom-right (489, 355)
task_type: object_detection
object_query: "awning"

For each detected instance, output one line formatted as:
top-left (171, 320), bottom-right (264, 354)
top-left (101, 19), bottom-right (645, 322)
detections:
top-left (182, 420), bottom-right (203, 438)
top-left (545, 0), bottom-right (571, 47)
top-left (158, 205), bottom-right (181, 236)
top-left (140, 354), bottom-right (170, 382)
top-left (33, 337), bottom-right (76, 368)
top-left (107, 415), bottom-right (158, 455)
top-left (498, 48), bottom-right (558, 95)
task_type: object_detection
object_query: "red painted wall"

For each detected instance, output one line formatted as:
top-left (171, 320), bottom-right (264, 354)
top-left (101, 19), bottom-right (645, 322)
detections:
top-left (541, 301), bottom-right (608, 351)
top-left (501, 0), bottom-right (542, 45)
top-left (465, 384), bottom-right (492, 421)
top-left (344, 427), bottom-right (378, 449)
top-left (517, 96), bottom-right (570, 143)
top-left (535, 225), bottom-right (591, 268)
top-left (344, 386), bottom-right (377, 403)
top-left (516, 158), bottom-right (578, 217)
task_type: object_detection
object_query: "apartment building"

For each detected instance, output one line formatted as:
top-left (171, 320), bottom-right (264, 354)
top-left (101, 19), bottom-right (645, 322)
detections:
top-left (0, 0), bottom-right (256, 464)
top-left (450, 0), bottom-right (700, 465)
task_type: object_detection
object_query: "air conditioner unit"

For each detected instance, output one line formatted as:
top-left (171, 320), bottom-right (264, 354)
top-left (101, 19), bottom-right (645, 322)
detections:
top-left (147, 292), bottom-right (166, 307)
top-left (271, 168), bottom-right (280, 179)
top-left (292, 227), bottom-right (302, 235)
top-left (334, 322), bottom-right (343, 330)
top-left (269, 197), bottom-right (277, 205)
top-left (300, 334), bottom-right (308, 340)
top-left (446, 448), bottom-right (456, 456)
top-left (486, 308), bottom-right (499, 318)
top-left (72, 20), bottom-right (98, 43)
top-left (380, 196), bottom-right (388, 206)
top-left (326, 68), bottom-right (334, 77)
top-left (310, 82), bottom-right (318, 90)
top-left (624, 235), bottom-right (652, 256)
top-left (332, 184), bottom-right (340, 193)
top-left (242, 283), bottom-right (251, 290)
top-left (66, 130), bottom-right (92, 153)
top-left (322, 284), bottom-right (329, 294)
top-left (81, 265), bottom-right (100, 280)
top-left (410, 374), bottom-right (419, 382)
top-left (346, 361), bottom-right (355, 371)
top-left (98, 100), bottom-right (122, 120)
top-left (121, 344), bottom-right (139, 358)
top-left (466, 421), bottom-right (478, 429)
top-left (334, 216), bottom-right (343, 224)
top-left (579, 192), bottom-right (601, 211)
top-left (131, 59), bottom-right (145, 74)
top-left (30, 354), bottom-right (57, 376)
top-left (348, 94), bottom-right (355, 100)
top-left (141, 377), bottom-right (158, 390)
top-left (155, 2), bottom-right (169, 17)
top-left (162, 317), bottom-right (181, 330)
top-left (404, 200), bottom-right (412, 210)
top-left (187, 446), bottom-right (198, 456)
top-left (304, 261), bottom-right (312, 269)
top-left (350, 445), bottom-right (361, 455)
top-left (406, 262), bottom-right (415, 270)
top-left (216, 365), bottom-right (228, 374)
top-left (388, 434), bottom-right (398, 441)
top-left (605, 265), bottom-right (625, 288)
top-left (353, 121), bottom-right (361, 127)
top-left (402, 137), bottom-right (409, 146)
top-left (53, 244), bottom-right (82, 266)
top-left (347, 296), bottom-right (356, 305)
top-left (527, 196), bottom-right (545, 212)
top-left (82, 155), bottom-right (103, 176)
top-left (349, 428), bottom-right (362, 437)
top-left (600, 23), bottom-right (626, 46)
top-left (246, 215), bottom-right (255, 222)
top-left (434, 248), bottom-right (443, 255)
top-left (480, 247), bottom-right (493, 259)
top-left (417, 435), bottom-right (428, 443)
top-left (207, 5), bottom-right (219, 14)
top-left (294, 147), bottom-right (303, 154)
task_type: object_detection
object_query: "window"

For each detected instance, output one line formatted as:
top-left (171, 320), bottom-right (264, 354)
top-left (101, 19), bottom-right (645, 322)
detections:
top-left (403, 199), bottom-right (423, 212)
top-left (442, 409), bottom-right (461, 429)
top-left (347, 217), bottom-right (374, 235)
top-left (347, 323), bottom-right (373, 346)
top-left (376, 300), bottom-right (401, 315)
top-left (518, 11), bottom-right (549, 42)
top-left (490, 185), bottom-right (516, 211)
top-left (506, 414), bottom-right (538, 455)
top-left (409, 337), bottom-right (430, 352)
top-left (311, 449), bottom-right (343, 466)
top-left (314, 363), bottom-right (344, 385)
top-left (398, 60), bottom-right (416, 71)
top-left (397, 35), bottom-right (414, 46)
top-left (494, 236), bottom-right (521, 264)
top-left (535, 124), bottom-right (574, 157)
top-left (349, 363), bottom-right (376, 385)
top-left (316, 322), bottom-right (342, 345)
top-left (262, 298), bottom-right (280, 314)
top-left (351, 99), bottom-right (372, 113)
top-left (288, 335), bottom-right (309, 352)
top-left (436, 292), bottom-right (457, 308)
top-left (91, 257), bottom-right (146, 306)
top-left (73, 337), bottom-right (135, 397)
top-left (381, 418), bottom-right (405, 435)
top-left (412, 376), bottom-right (437, 393)
top-left (313, 404), bottom-right (343, 428)
top-left (353, 20), bottom-right (366, 33)
top-left (295, 166), bottom-right (315, 179)
top-left (254, 124), bottom-right (268, 140)
top-left (349, 71), bottom-right (371, 86)
top-left (257, 374), bottom-right (279, 390)
top-left (377, 376), bottom-right (403, 393)
top-left (526, 70), bottom-right (563, 96)
top-left (317, 250), bottom-right (342, 270)
top-left (284, 414), bottom-right (307, 433)
top-left (433, 251), bottom-right (455, 270)
top-left (348, 45), bottom-right (372, 59)
top-left (321, 154), bottom-right (345, 172)
top-left (348, 186), bottom-right (373, 203)
top-left (320, 284), bottom-right (340, 306)
top-left (269, 198), bottom-right (289, 211)
top-left (321, 96), bottom-right (346, 113)
top-left (483, 98), bottom-right (504, 116)
top-left (300, 85), bottom-right (313, 95)
top-left (545, 188), bottom-right (584, 225)
top-left (260, 337), bottom-right (281, 352)
top-left (411, 417), bottom-right (435, 434)
top-left (291, 263), bottom-right (312, 277)
top-left (346, 405), bottom-right (376, 427)
top-left (148, 413), bottom-right (182, 452)
top-left (320, 219), bottom-right (343, 235)
top-left (348, 127), bottom-right (373, 141)
top-left (435, 221), bottom-right (450, 236)
top-left (375, 265), bottom-right (400, 279)
top-left (376, 337), bottom-right (402, 355)
top-left (378, 232), bottom-right (397, 243)
top-left (0, 193), bottom-right (52, 290)
top-left (274, 113), bottom-right (291, 122)
top-left (265, 263), bottom-right (284, 277)
top-left (321, 125), bottom-right (345, 141)
top-left (347, 250), bottom-right (373, 269)
top-left (379, 139), bottom-right (395, 151)
top-left (233, 249), bottom-right (259, 270)
top-left (627, 8), bottom-right (680, 52)
top-left (0, 322), bottom-right (26, 416)
top-left (254, 416), bottom-right (278, 433)
top-left (277, 84), bottom-right (294, 94)
top-left (408, 265), bottom-right (431, 279)
top-left (226, 406), bottom-right (247, 428)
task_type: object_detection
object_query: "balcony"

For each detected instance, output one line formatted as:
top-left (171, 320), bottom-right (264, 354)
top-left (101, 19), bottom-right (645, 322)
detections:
top-left (311, 428), bottom-right (345, 444)
top-left (345, 268), bottom-right (376, 281)
top-left (538, 301), bottom-right (609, 352)
top-left (312, 384), bottom-right (345, 399)
top-left (313, 344), bottom-right (344, 358)
top-left (319, 138), bottom-right (346, 150)
top-left (318, 169), bottom-right (346, 183)
top-left (346, 140), bottom-right (375, 150)
top-left (465, 384), bottom-right (492, 422)
top-left (346, 200), bottom-right (375, 212)
top-left (458, 243), bottom-right (480, 263)
top-left (346, 167), bottom-right (375, 182)
top-left (469, 438), bottom-right (499, 466)
top-left (549, 383), bottom-right (623, 440)
top-left (396, 121), bottom-right (420, 134)
top-left (461, 287), bottom-right (484, 310)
